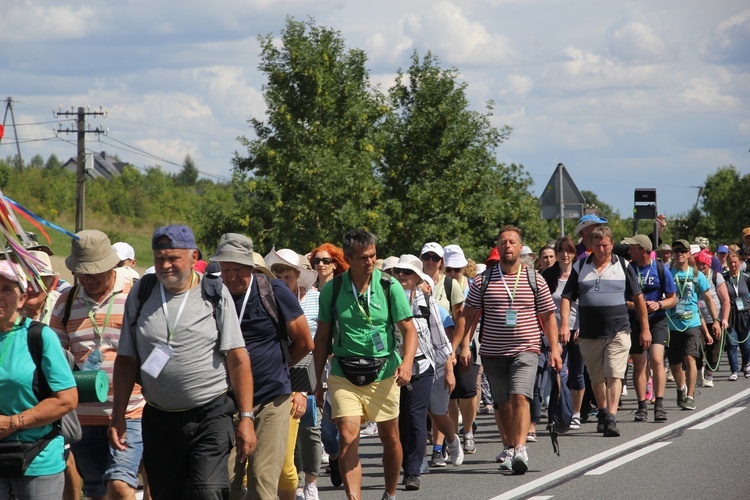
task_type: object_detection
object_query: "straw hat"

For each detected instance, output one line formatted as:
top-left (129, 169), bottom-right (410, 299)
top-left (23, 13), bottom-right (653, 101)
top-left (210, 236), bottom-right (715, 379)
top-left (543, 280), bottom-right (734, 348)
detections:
top-left (264, 248), bottom-right (318, 289)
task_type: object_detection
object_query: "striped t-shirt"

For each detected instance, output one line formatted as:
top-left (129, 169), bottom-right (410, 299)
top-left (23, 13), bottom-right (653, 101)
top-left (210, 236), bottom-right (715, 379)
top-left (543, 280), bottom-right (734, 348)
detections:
top-left (50, 268), bottom-right (144, 425)
top-left (466, 265), bottom-right (555, 357)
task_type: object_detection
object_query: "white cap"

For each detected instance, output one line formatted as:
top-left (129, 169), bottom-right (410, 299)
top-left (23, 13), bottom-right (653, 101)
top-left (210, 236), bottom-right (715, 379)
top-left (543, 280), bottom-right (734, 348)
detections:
top-left (475, 263), bottom-right (487, 275)
top-left (420, 242), bottom-right (444, 258)
top-left (521, 246), bottom-right (533, 255)
top-left (112, 242), bottom-right (135, 261)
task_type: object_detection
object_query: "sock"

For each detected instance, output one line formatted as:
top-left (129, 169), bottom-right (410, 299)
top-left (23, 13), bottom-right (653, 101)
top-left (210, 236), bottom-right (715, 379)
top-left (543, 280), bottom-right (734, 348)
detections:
top-left (384, 494), bottom-right (396, 500)
top-left (638, 400), bottom-right (648, 410)
top-left (598, 407), bottom-right (607, 417)
top-left (655, 396), bottom-right (664, 408)
top-left (433, 444), bottom-right (443, 454)
top-left (572, 412), bottom-right (581, 419)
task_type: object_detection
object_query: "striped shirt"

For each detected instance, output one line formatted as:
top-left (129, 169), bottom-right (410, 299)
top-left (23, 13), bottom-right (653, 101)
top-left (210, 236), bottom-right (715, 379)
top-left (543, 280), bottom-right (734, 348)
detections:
top-left (466, 266), bottom-right (555, 357)
top-left (300, 288), bottom-right (320, 339)
top-left (50, 268), bottom-right (144, 425)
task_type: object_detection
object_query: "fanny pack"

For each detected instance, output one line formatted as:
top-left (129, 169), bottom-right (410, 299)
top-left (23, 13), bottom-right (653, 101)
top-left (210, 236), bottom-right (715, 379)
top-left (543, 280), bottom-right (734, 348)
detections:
top-left (0, 429), bottom-right (58, 478)
top-left (338, 357), bottom-right (387, 386)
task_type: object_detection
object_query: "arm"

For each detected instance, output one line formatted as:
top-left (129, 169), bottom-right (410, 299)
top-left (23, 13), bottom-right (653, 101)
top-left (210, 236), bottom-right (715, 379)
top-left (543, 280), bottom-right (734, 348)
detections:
top-left (0, 387), bottom-right (77, 440)
top-left (313, 321), bottom-right (332, 408)
top-left (394, 318), bottom-right (417, 386)
top-left (286, 315), bottom-right (314, 365)
top-left (560, 297), bottom-right (572, 342)
top-left (655, 292), bottom-right (677, 312)
top-left (540, 310), bottom-right (562, 371)
top-left (632, 294), bottom-right (652, 350)
top-left (108, 354), bottom-right (139, 451)
top-left (442, 325), bottom-right (456, 392)
top-left (703, 290), bottom-right (722, 337)
top-left (716, 283), bottom-right (730, 332)
top-left (453, 305), bottom-right (479, 370)
top-left (226, 347), bottom-right (256, 461)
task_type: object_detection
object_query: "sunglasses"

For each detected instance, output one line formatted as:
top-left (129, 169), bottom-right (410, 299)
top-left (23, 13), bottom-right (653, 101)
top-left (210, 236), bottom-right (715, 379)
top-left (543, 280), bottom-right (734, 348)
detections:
top-left (421, 254), bottom-right (442, 262)
top-left (312, 258), bottom-right (333, 265)
top-left (445, 267), bottom-right (463, 273)
top-left (673, 248), bottom-right (690, 254)
top-left (394, 268), bottom-right (415, 276)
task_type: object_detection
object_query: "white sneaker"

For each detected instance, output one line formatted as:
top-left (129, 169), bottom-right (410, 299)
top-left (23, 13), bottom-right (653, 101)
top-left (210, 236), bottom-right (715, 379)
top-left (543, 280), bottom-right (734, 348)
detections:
top-left (511, 446), bottom-right (529, 475)
top-left (320, 451), bottom-right (329, 465)
top-left (359, 421), bottom-right (378, 436)
top-left (294, 487), bottom-right (304, 500)
top-left (446, 435), bottom-right (464, 466)
top-left (703, 372), bottom-right (714, 387)
top-left (729, 372), bottom-right (739, 381)
top-left (496, 447), bottom-right (514, 470)
top-left (621, 385), bottom-right (628, 396)
top-left (666, 369), bottom-right (675, 382)
top-left (303, 482), bottom-right (319, 500)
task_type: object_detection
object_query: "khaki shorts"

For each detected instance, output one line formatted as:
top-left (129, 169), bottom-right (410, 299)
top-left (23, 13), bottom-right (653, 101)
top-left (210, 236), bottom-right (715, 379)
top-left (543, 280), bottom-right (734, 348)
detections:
top-left (579, 332), bottom-right (632, 385)
top-left (328, 374), bottom-right (400, 422)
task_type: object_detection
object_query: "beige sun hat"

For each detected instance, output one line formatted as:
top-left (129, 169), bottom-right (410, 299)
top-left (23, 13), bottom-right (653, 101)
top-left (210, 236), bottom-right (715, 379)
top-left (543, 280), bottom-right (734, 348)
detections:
top-left (210, 233), bottom-right (255, 267)
top-left (265, 248), bottom-right (318, 289)
top-left (252, 252), bottom-right (276, 279)
top-left (29, 250), bottom-right (58, 277)
top-left (392, 254), bottom-right (429, 283)
top-left (65, 230), bottom-right (121, 275)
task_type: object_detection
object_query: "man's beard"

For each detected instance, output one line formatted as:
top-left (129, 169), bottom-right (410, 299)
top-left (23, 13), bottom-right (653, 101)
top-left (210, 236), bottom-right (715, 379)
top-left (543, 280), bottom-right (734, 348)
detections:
top-left (158, 267), bottom-right (192, 290)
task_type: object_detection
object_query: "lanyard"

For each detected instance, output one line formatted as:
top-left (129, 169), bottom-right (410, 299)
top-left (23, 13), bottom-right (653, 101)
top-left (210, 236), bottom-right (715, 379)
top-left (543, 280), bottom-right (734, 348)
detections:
top-left (237, 274), bottom-right (254, 321)
top-left (731, 272), bottom-right (741, 297)
top-left (159, 273), bottom-right (196, 344)
top-left (0, 316), bottom-right (22, 367)
top-left (87, 295), bottom-right (116, 345)
top-left (635, 262), bottom-right (652, 290)
top-left (675, 268), bottom-right (692, 299)
top-left (352, 280), bottom-right (372, 325)
top-left (498, 266), bottom-right (522, 306)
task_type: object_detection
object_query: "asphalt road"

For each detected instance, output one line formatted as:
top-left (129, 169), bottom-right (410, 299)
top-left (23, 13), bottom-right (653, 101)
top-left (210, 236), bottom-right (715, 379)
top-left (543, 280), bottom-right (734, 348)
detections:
top-left (314, 363), bottom-right (750, 500)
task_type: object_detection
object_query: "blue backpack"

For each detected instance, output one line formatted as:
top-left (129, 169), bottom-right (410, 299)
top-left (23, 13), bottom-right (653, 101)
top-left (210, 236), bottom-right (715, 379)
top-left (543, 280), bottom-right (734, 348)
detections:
top-left (546, 363), bottom-right (573, 456)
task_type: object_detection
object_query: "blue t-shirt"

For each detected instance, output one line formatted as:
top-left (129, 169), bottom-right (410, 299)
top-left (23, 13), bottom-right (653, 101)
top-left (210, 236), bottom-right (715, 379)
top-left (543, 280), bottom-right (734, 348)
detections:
top-left (233, 277), bottom-right (304, 405)
top-left (667, 268), bottom-right (709, 331)
top-left (627, 260), bottom-right (676, 320)
top-left (0, 317), bottom-right (76, 476)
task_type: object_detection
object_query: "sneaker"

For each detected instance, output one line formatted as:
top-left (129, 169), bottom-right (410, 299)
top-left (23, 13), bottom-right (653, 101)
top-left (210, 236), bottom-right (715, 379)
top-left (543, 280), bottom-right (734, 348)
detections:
top-left (303, 482), bottom-right (319, 500)
top-left (430, 449), bottom-right (446, 467)
top-left (463, 432), bottom-right (476, 454)
top-left (729, 372), bottom-right (739, 381)
top-left (704, 371), bottom-right (714, 387)
top-left (526, 433), bottom-right (537, 443)
top-left (496, 447), bottom-right (514, 470)
top-left (360, 421), bottom-right (378, 437)
top-left (404, 475), bottom-right (420, 491)
top-left (420, 457), bottom-right (430, 474)
top-left (634, 408), bottom-right (648, 422)
top-left (511, 446), bottom-right (529, 475)
top-left (666, 369), bottom-right (675, 382)
top-left (745, 363), bottom-right (750, 378)
top-left (682, 396), bottom-right (696, 410)
top-left (569, 415), bottom-right (581, 430)
top-left (603, 415), bottom-right (620, 437)
top-left (320, 451), bottom-right (329, 465)
top-left (295, 487), bottom-right (304, 500)
top-left (597, 411), bottom-right (607, 433)
top-left (329, 456), bottom-right (342, 488)
top-left (676, 386), bottom-right (687, 408)
top-left (654, 407), bottom-right (667, 422)
top-left (446, 435), bottom-right (464, 466)
top-left (621, 385), bottom-right (628, 396)
top-left (381, 493), bottom-right (395, 500)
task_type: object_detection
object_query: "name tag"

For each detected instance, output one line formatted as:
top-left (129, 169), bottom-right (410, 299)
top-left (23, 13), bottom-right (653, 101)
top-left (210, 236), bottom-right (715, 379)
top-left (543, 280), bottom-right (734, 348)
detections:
top-left (370, 327), bottom-right (386, 352)
top-left (506, 310), bottom-right (518, 327)
top-left (737, 298), bottom-right (745, 311)
top-left (142, 342), bottom-right (173, 378)
top-left (675, 301), bottom-right (686, 316)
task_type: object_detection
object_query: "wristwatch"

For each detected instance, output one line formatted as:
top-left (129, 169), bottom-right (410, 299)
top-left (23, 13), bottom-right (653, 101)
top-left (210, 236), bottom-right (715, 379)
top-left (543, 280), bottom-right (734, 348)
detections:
top-left (239, 411), bottom-right (255, 419)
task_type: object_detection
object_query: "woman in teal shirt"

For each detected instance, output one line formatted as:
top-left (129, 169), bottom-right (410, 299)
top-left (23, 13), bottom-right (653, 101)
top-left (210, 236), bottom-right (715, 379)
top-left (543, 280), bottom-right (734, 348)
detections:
top-left (0, 259), bottom-right (77, 499)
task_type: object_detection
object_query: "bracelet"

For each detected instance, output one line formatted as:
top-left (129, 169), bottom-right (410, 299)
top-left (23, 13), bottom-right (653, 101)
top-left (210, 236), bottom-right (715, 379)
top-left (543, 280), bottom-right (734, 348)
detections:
top-left (18, 412), bottom-right (25, 430)
top-left (657, 302), bottom-right (661, 310)
top-left (9, 415), bottom-right (16, 432)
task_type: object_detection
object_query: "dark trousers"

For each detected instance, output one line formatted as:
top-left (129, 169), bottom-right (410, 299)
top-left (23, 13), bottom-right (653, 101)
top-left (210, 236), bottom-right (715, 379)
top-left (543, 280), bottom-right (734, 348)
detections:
top-left (399, 366), bottom-right (434, 477)
top-left (142, 393), bottom-right (235, 500)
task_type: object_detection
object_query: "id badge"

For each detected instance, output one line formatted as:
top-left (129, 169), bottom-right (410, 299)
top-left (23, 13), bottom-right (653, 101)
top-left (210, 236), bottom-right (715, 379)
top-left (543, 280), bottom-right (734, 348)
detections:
top-left (675, 301), bottom-right (686, 316)
top-left (82, 349), bottom-right (103, 371)
top-left (506, 310), bottom-right (518, 327)
top-left (142, 342), bottom-right (173, 378)
top-left (737, 298), bottom-right (745, 311)
top-left (370, 327), bottom-right (386, 352)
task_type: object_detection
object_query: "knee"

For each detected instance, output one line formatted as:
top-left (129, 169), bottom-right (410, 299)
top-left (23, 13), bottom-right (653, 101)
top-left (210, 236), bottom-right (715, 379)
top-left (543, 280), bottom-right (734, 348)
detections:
top-left (107, 479), bottom-right (135, 499)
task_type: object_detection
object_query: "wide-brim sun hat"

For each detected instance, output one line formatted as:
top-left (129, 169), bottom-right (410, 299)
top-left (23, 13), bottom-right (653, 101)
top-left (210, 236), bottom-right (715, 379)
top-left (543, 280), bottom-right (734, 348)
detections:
top-left (264, 248), bottom-right (318, 289)
top-left (392, 254), bottom-right (429, 283)
top-left (443, 244), bottom-right (468, 268)
top-left (252, 252), bottom-right (276, 279)
top-left (574, 214), bottom-right (608, 236)
top-left (210, 233), bottom-right (254, 267)
top-left (381, 256), bottom-right (399, 273)
top-left (65, 230), bottom-right (121, 275)
top-left (0, 259), bottom-right (28, 291)
top-left (29, 250), bottom-right (58, 277)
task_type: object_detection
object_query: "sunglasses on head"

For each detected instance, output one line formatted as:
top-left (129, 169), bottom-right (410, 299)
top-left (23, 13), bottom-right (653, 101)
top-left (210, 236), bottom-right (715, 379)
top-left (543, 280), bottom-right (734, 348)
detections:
top-left (394, 268), bottom-right (415, 276)
top-left (312, 257), bottom-right (333, 265)
top-left (445, 267), bottom-right (462, 273)
top-left (421, 254), bottom-right (441, 262)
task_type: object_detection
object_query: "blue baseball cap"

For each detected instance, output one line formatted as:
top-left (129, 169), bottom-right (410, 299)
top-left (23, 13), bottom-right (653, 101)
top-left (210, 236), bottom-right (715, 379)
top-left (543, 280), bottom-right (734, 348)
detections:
top-left (574, 214), bottom-right (608, 236)
top-left (717, 244), bottom-right (729, 254)
top-left (152, 225), bottom-right (202, 258)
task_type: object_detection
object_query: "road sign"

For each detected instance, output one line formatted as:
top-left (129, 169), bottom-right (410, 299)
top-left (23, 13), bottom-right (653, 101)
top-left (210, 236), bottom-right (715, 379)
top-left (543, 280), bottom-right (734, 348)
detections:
top-left (539, 163), bottom-right (586, 235)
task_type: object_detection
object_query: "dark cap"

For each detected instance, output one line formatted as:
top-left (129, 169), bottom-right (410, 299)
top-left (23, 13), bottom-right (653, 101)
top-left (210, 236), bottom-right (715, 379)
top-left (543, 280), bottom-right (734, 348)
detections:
top-left (672, 239), bottom-right (690, 250)
top-left (152, 225), bottom-right (202, 258)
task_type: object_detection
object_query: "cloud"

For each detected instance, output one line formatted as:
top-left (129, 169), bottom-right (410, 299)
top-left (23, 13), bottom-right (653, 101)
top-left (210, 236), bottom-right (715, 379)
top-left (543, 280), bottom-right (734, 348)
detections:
top-left (701, 9), bottom-right (750, 65)
top-left (609, 22), bottom-right (673, 64)
top-left (0, 1), bottom-right (97, 42)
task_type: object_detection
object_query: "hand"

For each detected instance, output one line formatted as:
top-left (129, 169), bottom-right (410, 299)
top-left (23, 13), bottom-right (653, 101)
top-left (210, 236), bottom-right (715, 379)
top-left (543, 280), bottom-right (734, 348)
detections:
top-left (720, 319), bottom-right (729, 332)
top-left (704, 332), bottom-right (714, 345)
top-left (459, 350), bottom-right (471, 373)
top-left (0, 415), bottom-right (14, 440)
top-left (549, 349), bottom-right (563, 372)
top-left (646, 301), bottom-right (661, 313)
top-left (657, 214), bottom-right (667, 234)
top-left (712, 322), bottom-right (722, 338)
top-left (235, 418), bottom-right (257, 461)
top-left (108, 416), bottom-right (128, 452)
top-left (290, 392), bottom-right (307, 419)
top-left (559, 328), bottom-right (570, 345)
top-left (315, 383), bottom-right (325, 409)
top-left (444, 368), bottom-right (456, 393)
top-left (394, 363), bottom-right (413, 386)
top-left (640, 328), bottom-right (652, 351)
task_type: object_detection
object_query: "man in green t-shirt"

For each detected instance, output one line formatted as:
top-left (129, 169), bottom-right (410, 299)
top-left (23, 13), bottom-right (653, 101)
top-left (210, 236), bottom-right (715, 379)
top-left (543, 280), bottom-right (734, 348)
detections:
top-left (314, 230), bottom-right (417, 500)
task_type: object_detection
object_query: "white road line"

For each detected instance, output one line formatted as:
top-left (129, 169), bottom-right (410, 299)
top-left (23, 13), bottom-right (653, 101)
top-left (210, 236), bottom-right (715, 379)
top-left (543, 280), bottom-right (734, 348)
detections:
top-left (688, 406), bottom-right (746, 430)
top-left (491, 387), bottom-right (750, 500)
top-left (527, 496), bottom-right (554, 499)
top-left (585, 441), bottom-right (672, 475)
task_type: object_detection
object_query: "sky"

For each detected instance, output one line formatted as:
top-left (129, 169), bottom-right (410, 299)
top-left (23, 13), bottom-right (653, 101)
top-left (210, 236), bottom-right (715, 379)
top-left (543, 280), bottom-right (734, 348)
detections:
top-left (1, 0), bottom-right (749, 218)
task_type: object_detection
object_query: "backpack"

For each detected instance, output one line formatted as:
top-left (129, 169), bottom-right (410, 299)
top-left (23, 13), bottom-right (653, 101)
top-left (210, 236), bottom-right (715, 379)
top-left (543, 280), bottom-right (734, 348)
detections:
top-left (27, 320), bottom-right (83, 445)
top-left (443, 275), bottom-right (455, 310)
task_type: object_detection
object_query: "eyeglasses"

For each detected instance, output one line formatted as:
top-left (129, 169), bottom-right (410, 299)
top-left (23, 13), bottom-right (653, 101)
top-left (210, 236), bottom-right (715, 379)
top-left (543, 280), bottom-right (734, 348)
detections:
top-left (421, 254), bottom-right (441, 262)
top-left (394, 268), bottom-right (415, 276)
top-left (312, 258), bottom-right (333, 265)
top-left (674, 248), bottom-right (690, 254)
top-left (445, 267), bottom-right (463, 273)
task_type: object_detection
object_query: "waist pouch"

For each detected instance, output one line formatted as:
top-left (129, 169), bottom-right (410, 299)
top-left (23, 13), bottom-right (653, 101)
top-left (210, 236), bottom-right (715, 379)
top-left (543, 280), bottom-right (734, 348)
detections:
top-left (0, 430), bottom-right (57, 477)
top-left (338, 357), bottom-right (387, 386)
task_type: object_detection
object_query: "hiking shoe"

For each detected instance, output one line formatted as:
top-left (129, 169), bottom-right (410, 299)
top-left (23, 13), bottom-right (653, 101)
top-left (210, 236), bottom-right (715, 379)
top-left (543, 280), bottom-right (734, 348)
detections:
top-left (682, 396), bottom-right (696, 410)
top-left (654, 407), bottom-right (667, 422)
top-left (704, 371), bottom-right (714, 387)
top-left (676, 386), bottom-right (687, 408)
top-left (597, 411), bottom-right (607, 433)
top-left (404, 475), bottom-right (420, 491)
top-left (729, 372), bottom-right (739, 381)
top-left (329, 456), bottom-right (342, 488)
top-left (496, 447), bottom-right (514, 470)
top-left (634, 408), bottom-right (648, 422)
top-left (303, 482), bottom-right (319, 500)
top-left (569, 415), bottom-right (581, 430)
top-left (430, 449), bottom-right (446, 467)
top-left (511, 446), bottom-right (529, 475)
top-left (463, 432), bottom-right (476, 454)
top-left (621, 385), bottom-right (628, 396)
top-left (745, 363), bottom-right (750, 378)
top-left (446, 436), bottom-right (464, 466)
top-left (603, 415), bottom-right (620, 437)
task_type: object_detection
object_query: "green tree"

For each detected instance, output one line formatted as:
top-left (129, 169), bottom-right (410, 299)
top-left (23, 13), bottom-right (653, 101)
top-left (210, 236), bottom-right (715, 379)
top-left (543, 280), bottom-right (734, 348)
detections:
top-left (175, 155), bottom-right (199, 186)
top-left (695, 165), bottom-right (745, 245)
top-left (45, 154), bottom-right (61, 170)
top-left (29, 154), bottom-right (44, 169)
top-left (232, 17), bottom-right (387, 253)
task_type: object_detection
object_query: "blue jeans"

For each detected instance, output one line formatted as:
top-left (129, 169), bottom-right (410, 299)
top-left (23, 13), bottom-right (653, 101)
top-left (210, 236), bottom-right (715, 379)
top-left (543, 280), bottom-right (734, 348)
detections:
top-left (71, 419), bottom-right (143, 498)
top-left (320, 401), bottom-right (339, 456)
top-left (725, 327), bottom-right (750, 373)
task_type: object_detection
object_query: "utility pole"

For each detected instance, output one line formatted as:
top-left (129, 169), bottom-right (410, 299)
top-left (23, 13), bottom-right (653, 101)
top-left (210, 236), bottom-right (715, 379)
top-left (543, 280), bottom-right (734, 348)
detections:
top-left (54, 106), bottom-right (108, 233)
top-left (1, 97), bottom-right (23, 167)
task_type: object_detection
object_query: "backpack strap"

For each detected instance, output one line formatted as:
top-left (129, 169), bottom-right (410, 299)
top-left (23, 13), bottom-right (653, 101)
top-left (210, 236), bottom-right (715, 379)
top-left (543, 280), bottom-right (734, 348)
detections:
top-left (27, 319), bottom-right (52, 401)
top-left (330, 274), bottom-right (343, 348)
top-left (444, 275), bottom-right (454, 310)
top-left (61, 284), bottom-right (79, 328)
top-left (255, 274), bottom-right (281, 331)
top-left (478, 264), bottom-right (497, 342)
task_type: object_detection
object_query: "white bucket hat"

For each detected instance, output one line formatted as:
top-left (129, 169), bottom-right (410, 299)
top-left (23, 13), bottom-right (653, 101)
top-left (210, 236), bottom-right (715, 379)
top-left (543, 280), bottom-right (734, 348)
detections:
top-left (264, 248), bottom-right (318, 289)
top-left (381, 256), bottom-right (399, 273)
top-left (443, 244), bottom-right (468, 268)
top-left (392, 254), bottom-right (429, 283)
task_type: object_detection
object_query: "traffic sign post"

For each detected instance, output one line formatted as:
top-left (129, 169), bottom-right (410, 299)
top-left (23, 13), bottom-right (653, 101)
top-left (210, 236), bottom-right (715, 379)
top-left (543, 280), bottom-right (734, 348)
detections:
top-left (539, 163), bottom-right (587, 236)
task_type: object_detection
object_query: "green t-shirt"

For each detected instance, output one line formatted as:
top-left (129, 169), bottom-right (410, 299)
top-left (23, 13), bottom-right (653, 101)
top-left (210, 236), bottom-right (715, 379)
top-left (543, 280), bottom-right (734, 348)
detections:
top-left (318, 269), bottom-right (413, 380)
top-left (0, 317), bottom-right (76, 476)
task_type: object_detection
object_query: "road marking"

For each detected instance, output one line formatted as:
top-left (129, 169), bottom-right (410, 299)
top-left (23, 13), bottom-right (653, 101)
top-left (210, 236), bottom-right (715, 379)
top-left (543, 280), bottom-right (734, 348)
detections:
top-left (527, 496), bottom-right (554, 499)
top-left (585, 441), bottom-right (671, 475)
top-left (491, 387), bottom-right (750, 500)
top-left (688, 406), bottom-right (745, 430)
